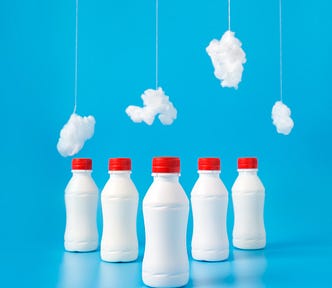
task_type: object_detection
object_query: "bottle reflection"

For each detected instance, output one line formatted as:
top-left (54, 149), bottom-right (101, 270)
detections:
top-left (58, 252), bottom-right (100, 288)
top-left (191, 259), bottom-right (233, 287)
top-left (232, 249), bottom-right (267, 288)
top-left (98, 260), bottom-right (140, 288)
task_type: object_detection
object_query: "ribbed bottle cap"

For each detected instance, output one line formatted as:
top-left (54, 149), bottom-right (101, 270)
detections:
top-left (109, 158), bottom-right (131, 171)
top-left (238, 157), bottom-right (258, 169)
top-left (72, 158), bottom-right (92, 170)
top-left (198, 158), bottom-right (220, 170)
top-left (152, 157), bottom-right (180, 173)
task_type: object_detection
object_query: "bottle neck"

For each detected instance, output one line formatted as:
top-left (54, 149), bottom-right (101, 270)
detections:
top-left (198, 170), bottom-right (220, 177)
top-left (238, 169), bottom-right (258, 175)
top-left (108, 171), bottom-right (131, 178)
top-left (152, 173), bottom-right (180, 182)
top-left (72, 170), bottom-right (92, 175)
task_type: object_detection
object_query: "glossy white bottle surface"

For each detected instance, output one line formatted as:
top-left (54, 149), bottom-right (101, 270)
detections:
top-left (142, 157), bottom-right (189, 288)
top-left (64, 158), bottom-right (99, 252)
top-left (191, 158), bottom-right (229, 261)
top-left (101, 158), bottom-right (139, 262)
top-left (232, 157), bottom-right (266, 250)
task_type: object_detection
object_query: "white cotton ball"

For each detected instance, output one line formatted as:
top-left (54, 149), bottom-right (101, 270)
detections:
top-left (126, 87), bottom-right (177, 125)
top-left (57, 113), bottom-right (96, 157)
top-left (206, 30), bottom-right (246, 89)
top-left (142, 89), bottom-right (164, 107)
top-left (159, 103), bottom-right (177, 125)
top-left (271, 101), bottom-right (294, 135)
top-left (125, 105), bottom-right (156, 125)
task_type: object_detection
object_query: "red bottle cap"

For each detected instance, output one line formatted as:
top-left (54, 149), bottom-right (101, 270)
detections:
top-left (109, 158), bottom-right (132, 171)
top-left (238, 157), bottom-right (258, 169)
top-left (72, 158), bottom-right (92, 170)
top-left (198, 158), bottom-right (220, 170)
top-left (152, 157), bottom-right (180, 173)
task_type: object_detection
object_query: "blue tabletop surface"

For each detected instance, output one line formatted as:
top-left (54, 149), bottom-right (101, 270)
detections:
top-left (2, 238), bottom-right (331, 287)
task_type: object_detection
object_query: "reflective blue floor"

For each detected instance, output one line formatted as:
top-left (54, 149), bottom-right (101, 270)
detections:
top-left (2, 239), bottom-right (331, 287)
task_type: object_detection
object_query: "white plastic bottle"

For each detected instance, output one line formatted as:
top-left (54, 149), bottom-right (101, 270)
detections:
top-left (232, 157), bottom-right (266, 249)
top-left (64, 158), bottom-right (99, 252)
top-left (142, 157), bottom-right (189, 288)
top-left (100, 158), bottom-right (139, 262)
top-left (191, 157), bottom-right (229, 261)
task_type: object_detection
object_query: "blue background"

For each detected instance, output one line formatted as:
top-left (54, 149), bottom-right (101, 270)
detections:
top-left (1, 0), bottom-right (331, 287)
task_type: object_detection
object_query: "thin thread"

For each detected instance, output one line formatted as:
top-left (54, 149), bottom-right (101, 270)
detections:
top-left (228, 0), bottom-right (231, 31)
top-left (73, 0), bottom-right (78, 113)
top-left (155, 0), bottom-right (159, 89)
top-left (279, 0), bottom-right (283, 102)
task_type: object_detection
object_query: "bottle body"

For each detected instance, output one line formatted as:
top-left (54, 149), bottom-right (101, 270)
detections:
top-left (191, 171), bottom-right (229, 261)
top-left (232, 170), bottom-right (266, 249)
top-left (142, 174), bottom-right (189, 287)
top-left (64, 171), bottom-right (99, 252)
top-left (101, 172), bottom-right (138, 262)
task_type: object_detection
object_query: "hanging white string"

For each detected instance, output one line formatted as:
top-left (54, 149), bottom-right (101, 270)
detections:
top-left (279, 0), bottom-right (283, 102)
top-left (155, 0), bottom-right (159, 89)
top-left (73, 0), bottom-right (79, 113)
top-left (228, 0), bottom-right (231, 31)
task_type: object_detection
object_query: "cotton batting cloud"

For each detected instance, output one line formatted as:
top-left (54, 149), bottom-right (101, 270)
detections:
top-left (271, 101), bottom-right (294, 135)
top-left (206, 30), bottom-right (246, 89)
top-left (126, 87), bottom-right (177, 125)
top-left (57, 113), bottom-right (96, 157)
